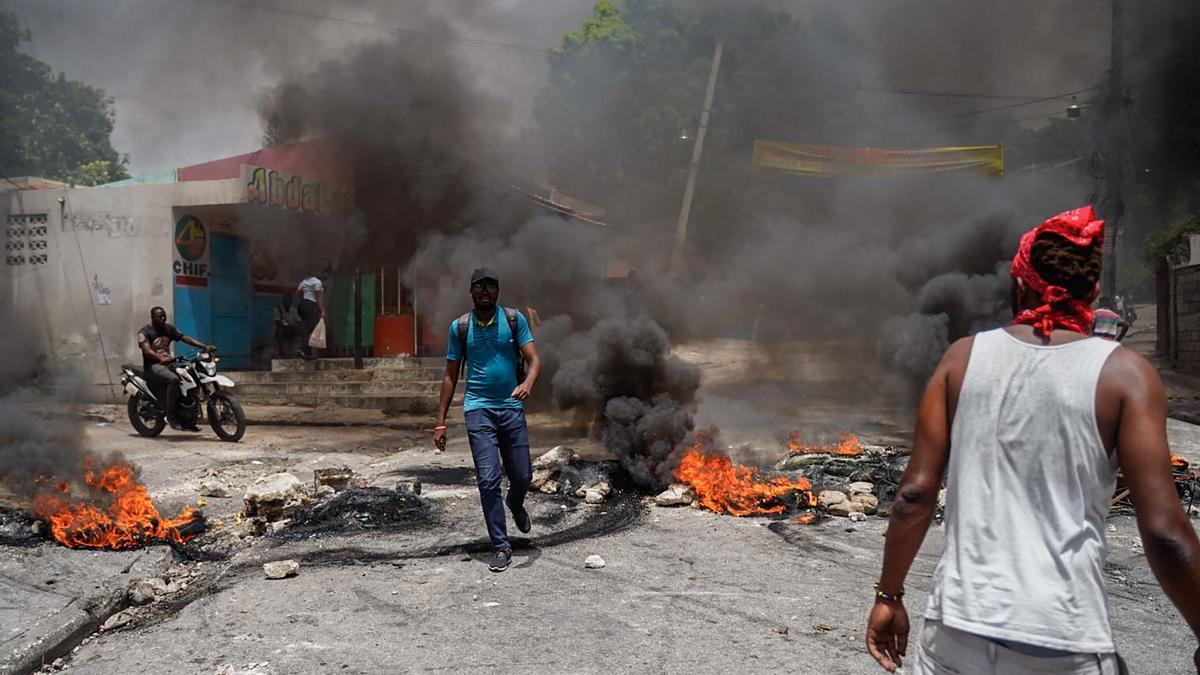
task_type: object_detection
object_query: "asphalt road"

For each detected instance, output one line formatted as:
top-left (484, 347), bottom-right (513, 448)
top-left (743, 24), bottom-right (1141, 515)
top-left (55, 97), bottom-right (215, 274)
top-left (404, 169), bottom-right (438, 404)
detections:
top-left (7, 413), bottom-right (1196, 675)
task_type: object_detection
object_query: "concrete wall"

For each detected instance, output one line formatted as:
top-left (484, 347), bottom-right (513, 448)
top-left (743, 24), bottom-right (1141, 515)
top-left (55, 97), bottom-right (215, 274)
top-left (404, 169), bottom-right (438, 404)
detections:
top-left (1171, 263), bottom-right (1200, 371)
top-left (2, 180), bottom-right (242, 398)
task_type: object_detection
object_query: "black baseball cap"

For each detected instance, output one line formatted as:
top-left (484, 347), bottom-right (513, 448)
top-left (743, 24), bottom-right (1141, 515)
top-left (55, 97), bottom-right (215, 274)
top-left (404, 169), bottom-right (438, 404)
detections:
top-left (470, 267), bottom-right (499, 286)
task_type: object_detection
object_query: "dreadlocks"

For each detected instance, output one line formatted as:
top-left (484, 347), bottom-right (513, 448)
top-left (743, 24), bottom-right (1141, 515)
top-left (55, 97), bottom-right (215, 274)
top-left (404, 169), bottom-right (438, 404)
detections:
top-left (1030, 233), bottom-right (1103, 301)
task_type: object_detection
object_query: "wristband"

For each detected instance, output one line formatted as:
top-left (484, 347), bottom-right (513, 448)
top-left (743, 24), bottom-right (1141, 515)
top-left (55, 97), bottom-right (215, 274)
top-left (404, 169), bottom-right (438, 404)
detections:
top-left (873, 583), bottom-right (904, 603)
top-left (433, 425), bottom-right (447, 431)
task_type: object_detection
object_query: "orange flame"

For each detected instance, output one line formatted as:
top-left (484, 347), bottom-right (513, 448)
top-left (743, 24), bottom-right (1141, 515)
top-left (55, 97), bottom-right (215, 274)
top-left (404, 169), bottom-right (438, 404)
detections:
top-left (792, 513), bottom-right (818, 525)
top-left (1170, 454), bottom-right (1189, 471)
top-left (675, 444), bottom-right (813, 516)
top-left (787, 430), bottom-right (863, 457)
top-left (32, 460), bottom-right (200, 550)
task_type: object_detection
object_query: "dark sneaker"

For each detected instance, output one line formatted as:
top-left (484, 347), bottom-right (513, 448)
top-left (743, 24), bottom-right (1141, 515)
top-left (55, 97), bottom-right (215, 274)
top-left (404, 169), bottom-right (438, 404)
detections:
top-left (488, 548), bottom-right (512, 573)
top-left (182, 422), bottom-right (202, 432)
top-left (511, 505), bottom-right (531, 534)
top-left (166, 416), bottom-right (182, 430)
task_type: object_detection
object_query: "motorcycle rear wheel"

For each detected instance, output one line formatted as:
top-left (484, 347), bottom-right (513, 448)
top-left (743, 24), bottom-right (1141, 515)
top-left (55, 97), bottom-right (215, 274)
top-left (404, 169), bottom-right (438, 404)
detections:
top-left (127, 395), bottom-right (165, 437)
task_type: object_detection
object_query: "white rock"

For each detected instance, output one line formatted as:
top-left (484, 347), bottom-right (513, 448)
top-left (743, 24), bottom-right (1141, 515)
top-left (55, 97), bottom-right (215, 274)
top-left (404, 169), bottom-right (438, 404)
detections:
top-left (533, 446), bottom-right (576, 470)
top-left (127, 579), bottom-right (157, 606)
top-left (315, 484), bottom-right (336, 497)
top-left (937, 487), bottom-right (948, 510)
top-left (655, 483), bottom-right (695, 507)
top-left (828, 502), bottom-right (855, 517)
top-left (847, 482), bottom-right (874, 497)
top-left (538, 479), bottom-right (560, 495)
top-left (851, 493), bottom-right (879, 515)
top-left (243, 473), bottom-right (307, 520)
top-left (199, 480), bottom-right (231, 498)
top-left (818, 490), bottom-right (849, 508)
top-left (263, 559), bottom-right (300, 579)
top-left (584, 554), bottom-right (606, 569)
top-left (532, 468), bottom-right (558, 490)
top-left (584, 489), bottom-right (605, 504)
top-left (848, 511), bottom-right (867, 522)
top-left (100, 609), bottom-right (136, 631)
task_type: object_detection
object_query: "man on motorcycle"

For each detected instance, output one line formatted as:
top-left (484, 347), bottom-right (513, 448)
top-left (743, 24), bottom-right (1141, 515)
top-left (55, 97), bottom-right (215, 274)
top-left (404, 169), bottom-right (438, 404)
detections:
top-left (137, 306), bottom-right (213, 430)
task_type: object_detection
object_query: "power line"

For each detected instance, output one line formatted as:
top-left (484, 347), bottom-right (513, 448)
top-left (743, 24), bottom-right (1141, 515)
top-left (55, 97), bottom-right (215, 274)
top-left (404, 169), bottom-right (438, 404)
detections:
top-left (949, 85), bottom-right (1104, 118)
top-left (0, 173), bottom-right (27, 191)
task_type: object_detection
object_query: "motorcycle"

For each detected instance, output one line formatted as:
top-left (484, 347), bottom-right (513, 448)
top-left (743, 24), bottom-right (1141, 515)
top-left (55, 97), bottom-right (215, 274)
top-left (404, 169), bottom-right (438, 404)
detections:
top-left (120, 348), bottom-right (246, 442)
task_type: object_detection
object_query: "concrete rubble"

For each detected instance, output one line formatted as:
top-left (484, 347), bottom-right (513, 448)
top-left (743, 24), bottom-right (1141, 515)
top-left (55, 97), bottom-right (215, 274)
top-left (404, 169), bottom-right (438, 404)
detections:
top-left (263, 560), bottom-right (300, 579)
top-left (584, 554), bottom-right (606, 569)
top-left (198, 480), bottom-right (231, 498)
top-left (531, 446), bottom-right (575, 494)
top-left (395, 477), bottom-right (422, 495)
top-left (313, 467), bottom-right (355, 492)
top-left (243, 473), bottom-right (308, 522)
top-left (654, 483), bottom-right (696, 507)
top-left (577, 480), bottom-right (612, 504)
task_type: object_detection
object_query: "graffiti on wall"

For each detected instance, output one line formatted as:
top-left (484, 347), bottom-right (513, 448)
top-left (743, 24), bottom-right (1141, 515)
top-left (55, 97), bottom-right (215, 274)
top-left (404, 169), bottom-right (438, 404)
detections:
top-left (92, 274), bottom-right (112, 306)
top-left (5, 214), bottom-right (49, 266)
top-left (244, 165), bottom-right (352, 216)
top-left (64, 211), bottom-right (137, 238)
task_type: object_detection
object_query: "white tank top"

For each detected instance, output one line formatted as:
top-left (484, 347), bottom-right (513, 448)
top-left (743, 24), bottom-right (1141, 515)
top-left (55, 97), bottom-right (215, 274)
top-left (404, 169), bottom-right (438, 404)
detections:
top-left (925, 328), bottom-right (1120, 653)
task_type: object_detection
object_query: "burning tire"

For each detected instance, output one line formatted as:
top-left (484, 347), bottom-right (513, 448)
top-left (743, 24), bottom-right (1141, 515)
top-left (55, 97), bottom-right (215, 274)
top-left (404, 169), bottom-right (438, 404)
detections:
top-left (207, 393), bottom-right (246, 442)
top-left (127, 395), bottom-right (165, 437)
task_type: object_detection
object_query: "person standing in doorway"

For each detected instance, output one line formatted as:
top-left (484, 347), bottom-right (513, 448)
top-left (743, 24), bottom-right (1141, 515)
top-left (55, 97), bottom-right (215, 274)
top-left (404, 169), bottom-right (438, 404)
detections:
top-left (865, 206), bottom-right (1200, 674)
top-left (295, 263), bottom-right (328, 359)
top-left (433, 268), bottom-right (541, 573)
top-left (273, 293), bottom-right (302, 358)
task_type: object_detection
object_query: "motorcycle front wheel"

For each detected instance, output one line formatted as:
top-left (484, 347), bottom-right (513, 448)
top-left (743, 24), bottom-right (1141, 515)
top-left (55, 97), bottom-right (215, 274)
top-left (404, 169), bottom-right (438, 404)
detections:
top-left (207, 392), bottom-right (246, 442)
top-left (127, 395), bottom-right (165, 437)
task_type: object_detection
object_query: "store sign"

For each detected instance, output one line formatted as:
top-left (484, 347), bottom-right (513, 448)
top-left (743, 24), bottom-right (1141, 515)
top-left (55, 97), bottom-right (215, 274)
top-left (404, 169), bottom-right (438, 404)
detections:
top-left (173, 214), bottom-right (209, 285)
top-left (242, 165), bottom-right (353, 216)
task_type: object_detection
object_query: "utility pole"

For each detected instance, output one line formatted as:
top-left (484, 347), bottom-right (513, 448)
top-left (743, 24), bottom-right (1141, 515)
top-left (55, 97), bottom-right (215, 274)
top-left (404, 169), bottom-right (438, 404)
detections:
top-left (1100, 0), bottom-right (1124, 296)
top-left (670, 42), bottom-right (723, 275)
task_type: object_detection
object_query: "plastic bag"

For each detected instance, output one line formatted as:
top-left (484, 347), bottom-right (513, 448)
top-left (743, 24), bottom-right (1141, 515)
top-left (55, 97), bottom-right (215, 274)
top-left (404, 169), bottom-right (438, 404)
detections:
top-left (308, 318), bottom-right (327, 349)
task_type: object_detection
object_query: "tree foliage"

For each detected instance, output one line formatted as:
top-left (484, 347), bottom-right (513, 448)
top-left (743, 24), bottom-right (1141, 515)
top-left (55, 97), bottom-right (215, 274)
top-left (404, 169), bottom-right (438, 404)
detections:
top-left (0, 11), bottom-right (128, 185)
top-left (535, 0), bottom-right (864, 235)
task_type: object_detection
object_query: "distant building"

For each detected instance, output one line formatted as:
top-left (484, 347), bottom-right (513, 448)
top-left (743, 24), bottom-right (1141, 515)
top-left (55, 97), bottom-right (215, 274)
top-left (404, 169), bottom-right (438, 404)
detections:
top-left (2, 138), bottom-right (604, 397)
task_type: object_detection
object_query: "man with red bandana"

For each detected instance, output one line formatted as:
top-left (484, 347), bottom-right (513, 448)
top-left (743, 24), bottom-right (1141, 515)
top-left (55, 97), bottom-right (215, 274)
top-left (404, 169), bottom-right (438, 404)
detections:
top-left (866, 206), bottom-right (1200, 673)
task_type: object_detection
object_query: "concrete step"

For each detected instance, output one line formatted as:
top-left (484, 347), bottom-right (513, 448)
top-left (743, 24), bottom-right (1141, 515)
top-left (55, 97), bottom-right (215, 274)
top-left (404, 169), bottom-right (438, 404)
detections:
top-left (233, 393), bottom-right (457, 414)
top-left (232, 368), bottom-right (443, 384)
top-left (270, 357), bottom-right (444, 372)
top-left (232, 380), bottom-right (442, 396)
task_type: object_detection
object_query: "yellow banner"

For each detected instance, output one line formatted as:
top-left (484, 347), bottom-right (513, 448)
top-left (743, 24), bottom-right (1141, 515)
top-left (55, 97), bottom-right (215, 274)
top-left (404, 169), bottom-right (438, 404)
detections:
top-left (752, 140), bottom-right (1004, 177)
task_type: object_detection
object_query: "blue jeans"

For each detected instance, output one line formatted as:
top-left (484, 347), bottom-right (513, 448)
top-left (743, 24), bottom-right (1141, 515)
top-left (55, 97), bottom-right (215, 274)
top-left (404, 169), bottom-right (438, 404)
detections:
top-left (464, 408), bottom-right (531, 550)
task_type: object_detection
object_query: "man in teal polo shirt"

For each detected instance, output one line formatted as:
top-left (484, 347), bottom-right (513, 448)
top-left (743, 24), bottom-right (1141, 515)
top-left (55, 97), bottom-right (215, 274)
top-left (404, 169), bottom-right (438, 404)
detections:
top-left (434, 267), bottom-right (541, 572)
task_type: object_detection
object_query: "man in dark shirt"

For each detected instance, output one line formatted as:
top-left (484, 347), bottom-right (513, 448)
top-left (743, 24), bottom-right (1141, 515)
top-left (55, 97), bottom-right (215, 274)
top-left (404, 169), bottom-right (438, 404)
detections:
top-left (137, 306), bottom-right (212, 430)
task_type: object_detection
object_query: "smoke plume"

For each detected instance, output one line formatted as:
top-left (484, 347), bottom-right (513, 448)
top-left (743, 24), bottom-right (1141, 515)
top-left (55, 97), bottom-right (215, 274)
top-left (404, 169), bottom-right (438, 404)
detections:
top-left (0, 305), bottom-right (97, 500)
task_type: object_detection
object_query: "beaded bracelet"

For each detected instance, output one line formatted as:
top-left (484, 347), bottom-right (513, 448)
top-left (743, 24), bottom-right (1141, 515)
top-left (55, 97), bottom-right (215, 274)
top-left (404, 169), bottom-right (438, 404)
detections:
top-left (873, 583), bottom-right (904, 603)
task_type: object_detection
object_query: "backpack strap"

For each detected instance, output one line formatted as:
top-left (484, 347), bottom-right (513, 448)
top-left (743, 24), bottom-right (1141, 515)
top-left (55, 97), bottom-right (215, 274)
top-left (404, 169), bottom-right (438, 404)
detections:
top-left (455, 313), bottom-right (470, 376)
top-left (504, 307), bottom-right (519, 337)
top-left (504, 307), bottom-right (527, 385)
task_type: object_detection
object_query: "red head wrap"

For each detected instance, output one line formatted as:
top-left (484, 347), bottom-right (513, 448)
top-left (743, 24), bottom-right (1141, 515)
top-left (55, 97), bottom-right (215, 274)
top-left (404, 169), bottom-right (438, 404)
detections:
top-left (1009, 206), bottom-right (1105, 337)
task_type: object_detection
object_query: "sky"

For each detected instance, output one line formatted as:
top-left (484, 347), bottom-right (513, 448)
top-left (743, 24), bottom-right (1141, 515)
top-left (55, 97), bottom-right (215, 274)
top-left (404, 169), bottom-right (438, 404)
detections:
top-left (5, 0), bottom-right (1111, 175)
